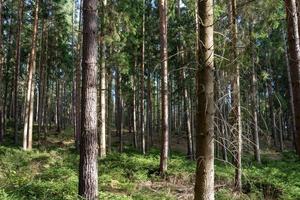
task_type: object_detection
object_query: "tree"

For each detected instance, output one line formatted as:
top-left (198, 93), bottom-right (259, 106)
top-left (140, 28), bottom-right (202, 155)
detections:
top-left (13, 0), bottom-right (24, 144)
top-left (78, 0), bottom-right (99, 198)
top-left (75, 0), bottom-right (82, 151)
top-left (285, 0), bottom-right (300, 156)
top-left (194, 0), bottom-right (215, 199)
top-left (0, 0), bottom-right (3, 144)
top-left (230, 0), bottom-right (242, 191)
top-left (99, 0), bottom-right (107, 159)
top-left (249, 21), bottom-right (261, 163)
top-left (159, 0), bottom-right (169, 175)
top-left (141, 0), bottom-right (146, 155)
top-left (23, 0), bottom-right (40, 150)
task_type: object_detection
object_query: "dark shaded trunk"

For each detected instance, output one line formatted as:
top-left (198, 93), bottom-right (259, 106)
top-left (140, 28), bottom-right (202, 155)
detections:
top-left (141, 0), bottom-right (146, 154)
top-left (0, 0), bottom-right (3, 143)
top-left (75, 0), bottom-right (82, 151)
top-left (78, 0), bottom-right (99, 198)
top-left (194, 0), bottom-right (215, 199)
top-left (13, 0), bottom-right (24, 144)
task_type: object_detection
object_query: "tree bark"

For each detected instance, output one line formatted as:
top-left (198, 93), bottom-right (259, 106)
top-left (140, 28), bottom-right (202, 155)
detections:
top-left (159, 0), bottom-right (169, 175)
top-left (78, 0), bottom-right (99, 198)
top-left (147, 72), bottom-right (153, 148)
top-left (249, 22), bottom-right (261, 163)
top-left (132, 57), bottom-right (138, 148)
top-left (194, 0), bottom-right (215, 199)
top-left (0, 0), bottom-right (3, 143)
top-left (141, 0), bottom-right (146, 154)
top-left (75, 0), bottom-right (82, 151)
top-left (38, 16), bottom-right (48, 145)
top-left (23, 0), bottom-right (39, 150)
top-left (285, 0), bottom-right (300, 156)
top-left (230, 0), bottom-right (242, 192)
top-left (13, 0), bottom-right (24, 144)
top-left (99, 0), bottom-right (107, 158)
top-left (116, 67), bottom-right (123, 153)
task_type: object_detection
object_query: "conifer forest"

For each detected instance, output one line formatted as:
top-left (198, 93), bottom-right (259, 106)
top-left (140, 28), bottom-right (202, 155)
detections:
top-left (1, 0), bottom-right (300, 199)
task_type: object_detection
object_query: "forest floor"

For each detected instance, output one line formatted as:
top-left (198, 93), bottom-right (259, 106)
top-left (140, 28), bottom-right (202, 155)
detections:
top-left (0, 127), bottom-right (300, 200)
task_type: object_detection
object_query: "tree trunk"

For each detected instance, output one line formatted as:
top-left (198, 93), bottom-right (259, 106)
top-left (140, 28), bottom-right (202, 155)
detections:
top-left (159, 0), bottom-right (169, 175)
top-left (194, 0), bottom-right (215, 199)
top-left (230, 0), bottom-right (242, 192)
top-left (249, 22), bottom-right (261, 163)
top-left (116, 68), bottom-right (123, 153)
top-left (75, 0), bottom-right (82, 151)
top-left (38, 16), bottom-right (48, 145)
top-left (283, 30), bottom-right (297, 148)
top-left (13, 0), bottom-right (24, 144)
top-left (99, 0), bottom-right (107, 158)
top-left (23, 0), bottom-right (39, 150)
top-left (56, 80), bottom-right (61, 133)
top-left (78, 0), bottom-right (99, 198)
top-left (177, 0), bottom-right (193, 160)
top-left (0, 0), bottom-right (3, 143)
top-left (141, 0), bottom-right (146, 154)
top-left (132, 57), bottom-right (138, 148)
top-left (147, 72), bottom-right (153, 149)
top-left (107, 67), bottom-right (112, 153)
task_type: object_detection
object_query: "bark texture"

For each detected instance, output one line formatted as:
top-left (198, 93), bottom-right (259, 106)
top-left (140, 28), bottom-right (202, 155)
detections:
top-left (194, 0), bottom-right (215, 199)
top-left (23, 0), bottom-right (39, 150)
top-left (78, 0), bottom-right (99, 198)
top-left (159, 0), bottom-right (169, 175)
top-left (285, 0), bottom-right (300, 156)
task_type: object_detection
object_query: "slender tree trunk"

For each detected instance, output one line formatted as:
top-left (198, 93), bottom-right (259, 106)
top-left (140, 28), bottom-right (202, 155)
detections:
top-left (99, 0), bottom-right (107, 158)
top-left (13, 0), bottom-right (24, 144)
top-left (78, 0), bottom-right (99, 198)
top-left (116, 68), bottom-right (123, 153)
top-left (159, 0), bottom-right (169, 175)
top-left (132, 58), bottom-right (138, 148)
top-left (230, 0), bottom-right (242, 192)
top-left (147, 72), bottom-right (153, 149)
top-left (38, 16), bottom-right (48, 145)
top-left (279, 111), bottom-right (284, 152)
top-left (141, 0), bottom-right (146, 154)
top-left (283, 30), bottom-right (296, 148)
top-left (249, 22), bottom-right (261, 163)
top-left (194, 0), bottom-right (215, 199)
top-left (23, 0), bottom-right (39, 150)
top-left (75, 0), bottom-right (83, 151)
top-left (56, 80), bottom-right (61, 133)
top-left (177, 0), bottom-right (193, 160)
top-left (107, 67), bottom-right (112, 153)
top-left (0, 0), bottom-right (3, 143)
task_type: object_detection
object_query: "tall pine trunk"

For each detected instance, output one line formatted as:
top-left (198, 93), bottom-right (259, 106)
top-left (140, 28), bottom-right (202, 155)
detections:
top-left (75, 0), bottom-right (82, 151)
top-left (78, 0), bottom-right (99, 198)
top-left (285, 0), bottom-right (300, 156)
top-left (13, 0), bottom-right (24, 144)
top-left (38, 16), bottom-right (48, 145)
top-left (141, 0), bottom-right (146, 154)
top-left (23, 0), bottom-right (39, 150)
top-left (194, 0), bottom-right (215, 199)
top-left (249, 22), bottom-right (261, 163)
top-left (99, 0), bottom-right (107, 158)
top-left (0, 0), bottom-right (3, 143)
top-left (230, 0), bottom-right (242, 191)
top-left (159, 0), bottom-right (169, 175)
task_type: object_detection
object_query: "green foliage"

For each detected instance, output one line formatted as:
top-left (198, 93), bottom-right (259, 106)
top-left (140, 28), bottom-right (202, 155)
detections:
top-left (0, 130), bottom-right (300, 199)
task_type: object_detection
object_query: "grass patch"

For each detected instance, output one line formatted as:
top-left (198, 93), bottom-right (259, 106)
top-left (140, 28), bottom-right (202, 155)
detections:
top-left (0, 129), bottom-right (299, 199)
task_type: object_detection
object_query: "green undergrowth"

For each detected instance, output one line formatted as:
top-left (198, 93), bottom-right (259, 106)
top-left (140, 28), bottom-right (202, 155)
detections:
top-left (0, 130), bottom-right (299, 199)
